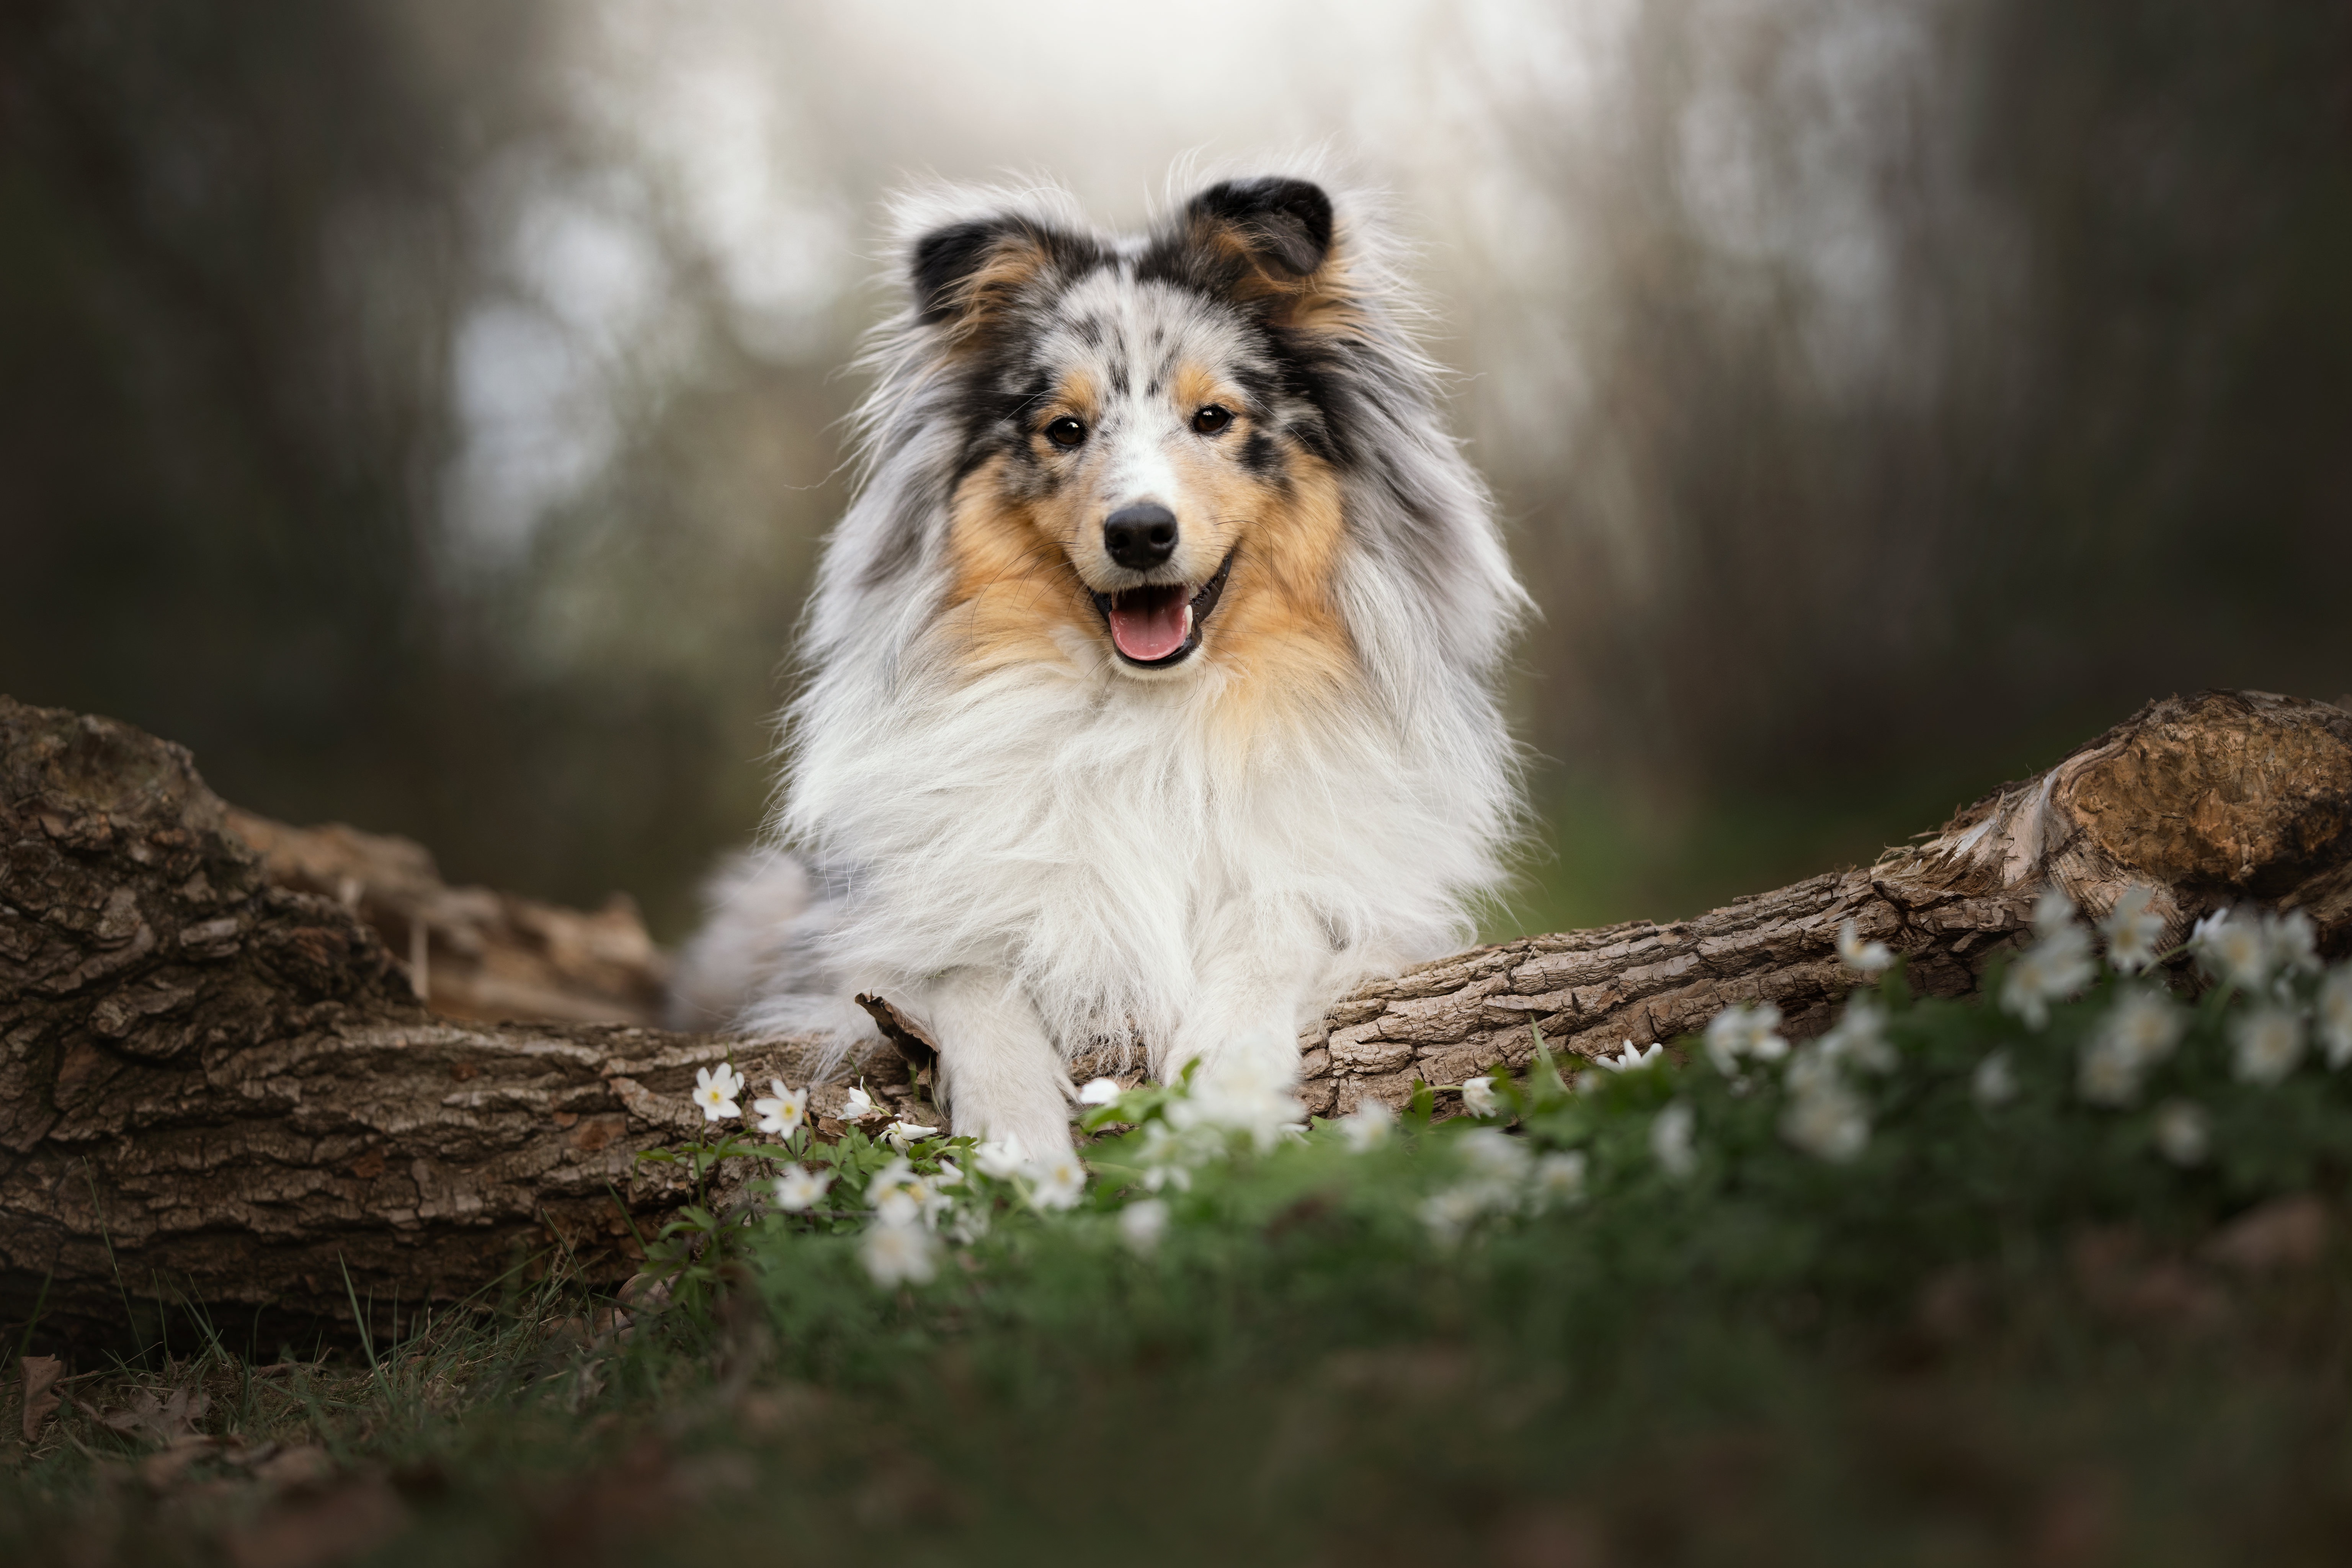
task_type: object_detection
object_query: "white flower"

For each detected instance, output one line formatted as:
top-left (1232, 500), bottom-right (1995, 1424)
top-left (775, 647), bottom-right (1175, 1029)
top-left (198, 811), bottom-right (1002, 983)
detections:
top-left (1024, 1149), bottom-right (1088, 1212)
top-left (1077, 1076), bottom-right (1124, 1107)
top-left (1174, 1057), bottom-right (1301, 1150)
top-left (1339, 1099), bottom-right (1395, 1152)
top-left (2319, 968), bottom-right (2352, 1069)
top-left (883, 1119), bottom-right (939, 1152)
top-left (1531, 1150), bottom-right (1588, 1209)
top-left (973, 1134), bottom-right (1029, 1180)
top-left (2001, 896), bottom-right (2095, 1029)
top-left (947, 1205), bottom-right (991, 1245)
top-left (1135, 1121), bottom-right (1203, 1192)
top-left (861, 1220), bottom-right (937, 1287)
top-left (1704, 1004), bottom-right (1787, 1076)
top-left (2265, 911), bottom-right (2319, 978)
top-left (1971, 1051), bottom-right (2017, 1108)
top-left (772, 1166), bottom-right (833, 1213)
top-left (1650, 1101), bottom-right (1697, 1178)
top-left (1118, 1199), bottom-right (1169, 1253)
top-left (1460, 1075), bottom-right (1503, 1118)
top-left (2078, 987), bottom-right (2187, 1106)
top-left (1819, 998), bottom-right (1896, 1073)
top-left (1779, 1048), bottom-right (1870, 1162)
top-left (2232, 1006), bottom-right (2306, 1085)
top-left (840, 1083), bottom-right (881, 1122)
top-left (2192, 908), bottom-right (2271, 990)
top-left (751, 1080), bottom-right (807, 1138)
top-left (2099, 886), bottom-right (2167, 975)
top-left (868, 1158), bottom-right (938, 1228)
top-left (2032, 887), bottom-right (2080, 939)
top-left (1598, 1040), bottom-right (1663, 1073)
top-left (1836, 918), bottom-right (1895, 976)
top-left (2152, 1099), bottom-right (2210, 1166)
top-left (691, 1063), bottom-right (744, 1124)
top-left (1419, 1185), bottom-right (1488, 1248)
top-left (1457, 1128), bottom-right (1532, 1183)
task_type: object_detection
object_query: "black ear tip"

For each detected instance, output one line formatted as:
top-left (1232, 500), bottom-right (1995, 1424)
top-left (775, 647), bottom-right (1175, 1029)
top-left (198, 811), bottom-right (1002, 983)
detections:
top-left (1191, 176), bottom-right (1335, 270)
top-left (910, 218), bottom-right (1010, 322)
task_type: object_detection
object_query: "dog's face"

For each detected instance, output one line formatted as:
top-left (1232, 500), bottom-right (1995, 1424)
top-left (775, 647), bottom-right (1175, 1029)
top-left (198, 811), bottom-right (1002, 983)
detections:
top-left (914, 179), bottom-right (1361, 688)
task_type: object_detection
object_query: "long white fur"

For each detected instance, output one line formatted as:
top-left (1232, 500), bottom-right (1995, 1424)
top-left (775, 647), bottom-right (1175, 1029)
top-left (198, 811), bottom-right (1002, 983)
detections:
top-left (673, 170), bottom-right (1528, 1154)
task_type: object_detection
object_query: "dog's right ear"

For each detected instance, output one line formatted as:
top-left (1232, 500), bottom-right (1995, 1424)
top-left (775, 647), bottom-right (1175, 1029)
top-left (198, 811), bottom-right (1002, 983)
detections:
top-left (908, 217), bottom-right (1055, 335)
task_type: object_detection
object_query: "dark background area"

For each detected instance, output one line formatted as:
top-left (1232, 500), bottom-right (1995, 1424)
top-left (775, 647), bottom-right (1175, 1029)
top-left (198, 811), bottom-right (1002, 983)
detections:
top-left (2, 0), bottom-right (2346, 941)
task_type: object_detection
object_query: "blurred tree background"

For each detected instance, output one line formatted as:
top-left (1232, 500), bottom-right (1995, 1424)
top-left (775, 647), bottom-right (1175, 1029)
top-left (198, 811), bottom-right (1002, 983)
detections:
top-left (2, 0), bottom-right (2346, 942)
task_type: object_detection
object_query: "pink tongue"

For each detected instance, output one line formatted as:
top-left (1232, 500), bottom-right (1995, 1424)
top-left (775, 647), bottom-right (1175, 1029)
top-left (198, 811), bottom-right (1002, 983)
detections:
top-left (1107, 592), bottom-right (1191, 662)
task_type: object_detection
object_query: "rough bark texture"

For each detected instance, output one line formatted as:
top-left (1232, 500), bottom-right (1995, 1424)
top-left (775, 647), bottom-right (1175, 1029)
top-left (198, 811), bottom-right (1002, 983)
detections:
top-left (1295, 689), bottom-right (2352, 1119)
top-left (3, 690), bottom-right (2349, 1350)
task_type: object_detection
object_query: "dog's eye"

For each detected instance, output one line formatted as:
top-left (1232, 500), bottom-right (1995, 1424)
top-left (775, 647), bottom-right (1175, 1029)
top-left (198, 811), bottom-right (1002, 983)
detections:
top-left (1191, 405), bottom-right (1233, 436)
top-left (1044, 416), bottom-right (1087, 449)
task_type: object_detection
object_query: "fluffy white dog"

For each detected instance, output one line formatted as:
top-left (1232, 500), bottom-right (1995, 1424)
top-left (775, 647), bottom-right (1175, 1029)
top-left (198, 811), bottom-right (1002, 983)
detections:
top-left (672, 173), bottom-right (1526, 1154)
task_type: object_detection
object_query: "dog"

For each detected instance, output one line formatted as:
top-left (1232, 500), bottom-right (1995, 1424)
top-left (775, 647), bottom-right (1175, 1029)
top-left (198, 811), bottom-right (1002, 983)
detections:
top-left (671, 172), bottom-right (1527, 1155)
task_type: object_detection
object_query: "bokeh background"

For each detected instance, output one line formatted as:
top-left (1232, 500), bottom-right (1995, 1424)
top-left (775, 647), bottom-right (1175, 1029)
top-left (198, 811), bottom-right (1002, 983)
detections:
top-left (4, 0), bottom-right (2347, 944)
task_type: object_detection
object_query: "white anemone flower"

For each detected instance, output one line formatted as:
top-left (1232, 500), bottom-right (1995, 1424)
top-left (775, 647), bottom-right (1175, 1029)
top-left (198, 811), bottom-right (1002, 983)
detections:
top-left (1419, 1185), bottom-right (1488, 1248)
top-left (1457, 1128), bottom-right (1532, 1184)
top-left (2192, 908), bottom-right (2272, 990)
top-left (1971, 1051), bottom-right (2017, 1108)
top-left (2232, 1006), bottom-right (2306, 1085)
top-left (1704, 1004), bottom-right (1787, 1076)
top-left (947, 1205), bottom-right (991, 1245)
top-left (2319, 968), bottom-right (2352, 1070)
top-left (973, 1134), bottom-right (1029, 1180)
top-left (1176, 1058), bottom-right (1301, 1150)
top-left (1650, 1101), bottom-right (1697, 1178)
top-left (2265, 911), bottom-right (2319, 978)
top-left (1836, 918), bottom-right (1895, 976)
top-left (1598, 1040), bottom-right (1664, 1073)
top-left (1779, 1050), bottom-right (1870, 1163)
top-left (861, 1220), bottom-right (937, 1287)
top-left (2078, 988), bottom-right (2187, 1106)
top-left (884, 1119), bottom-right (939, 1152)
top-left (2152, 1099), bottom-right (2210, 1166)
top-left (2002, 893), bottom-right (2095, 1029)
top-left (1339, 1099), bottom-right (1395, 1152)
top-left (1077, 1076), bottom-right (1124, 1107)
top-left (1118, 1199), bottom-right (1169, 1253)
top-left (691, 1063), bottom-right (744, 1124)
top-left (1532, 1150), bottom-right (1588, 1209)
top-left (2099, 886), bottom-right (2167, 975)
top-left (1460, 1075), bottom-right (1503, 1118)
top-left (840, 1083), bottom-right (881, 1122)
top-left (751, 1080), bottom-right (808, 1138)
top-left (868, 1158), bottom-right (935, 1228)
top-left (1024, 1149), bottom-right (1088, 1212)
top-left (772, 1166), bottom-right (833, 1213)
top-left (1819, 998), bottom-right (1896, 1073)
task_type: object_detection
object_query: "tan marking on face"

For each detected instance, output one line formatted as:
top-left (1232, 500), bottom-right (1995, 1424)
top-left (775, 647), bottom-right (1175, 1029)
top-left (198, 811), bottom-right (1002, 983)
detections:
top-left (945, 371), bottom-right (1358, 738)
top-left (942, 454), bottom-right (1095, 675)
top-left (1187, 451), bottom-right (1357, 743)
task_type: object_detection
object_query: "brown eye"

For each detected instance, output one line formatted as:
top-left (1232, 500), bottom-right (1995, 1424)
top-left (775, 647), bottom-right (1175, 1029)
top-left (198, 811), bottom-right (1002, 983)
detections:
top-left (1045, 416), bottom-right (1087, 449)
top-left (1191, 404), bottom-right (1233, 436)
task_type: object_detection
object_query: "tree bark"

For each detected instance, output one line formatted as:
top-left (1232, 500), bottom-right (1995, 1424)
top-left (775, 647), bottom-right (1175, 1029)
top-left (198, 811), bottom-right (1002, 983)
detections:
top-left (3, 691), bottom-right (2348, 1350)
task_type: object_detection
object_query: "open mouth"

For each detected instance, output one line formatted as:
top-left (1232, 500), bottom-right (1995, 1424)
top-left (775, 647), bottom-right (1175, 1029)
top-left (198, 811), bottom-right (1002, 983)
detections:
top-left (1089, 553), bottom-right (1235, 668)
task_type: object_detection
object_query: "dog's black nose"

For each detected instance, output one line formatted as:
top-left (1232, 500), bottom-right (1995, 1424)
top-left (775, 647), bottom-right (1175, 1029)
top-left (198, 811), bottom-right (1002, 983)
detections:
top-left (1102, 504), bottom-right (1178, 570)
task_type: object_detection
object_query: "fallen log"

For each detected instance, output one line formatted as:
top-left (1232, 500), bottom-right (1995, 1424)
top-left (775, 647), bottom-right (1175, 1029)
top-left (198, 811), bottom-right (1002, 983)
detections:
top-left (2, 690), bottom-right (2347, 1351)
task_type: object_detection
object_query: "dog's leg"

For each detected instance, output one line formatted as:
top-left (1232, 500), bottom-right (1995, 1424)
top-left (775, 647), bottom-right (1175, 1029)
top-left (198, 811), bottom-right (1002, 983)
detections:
top-left (904, 968), bottom-right (1075, 1155)
top-left (1162, 909), bottom-right (1322, 1096)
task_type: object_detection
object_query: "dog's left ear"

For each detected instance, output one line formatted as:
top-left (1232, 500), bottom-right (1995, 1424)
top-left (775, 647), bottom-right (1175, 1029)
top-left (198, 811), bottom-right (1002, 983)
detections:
top-left (1159, 177), bottom-right (1355, 333)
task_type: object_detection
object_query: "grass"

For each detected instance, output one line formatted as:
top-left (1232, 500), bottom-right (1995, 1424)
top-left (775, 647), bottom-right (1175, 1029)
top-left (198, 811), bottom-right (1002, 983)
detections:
top-left (7, 936), bottom-right (2352, 1565)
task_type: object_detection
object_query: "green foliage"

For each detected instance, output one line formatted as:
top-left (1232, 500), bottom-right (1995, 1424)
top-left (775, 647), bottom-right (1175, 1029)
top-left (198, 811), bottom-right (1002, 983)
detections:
top-left (8, 918), bottom-right (2352, 1563)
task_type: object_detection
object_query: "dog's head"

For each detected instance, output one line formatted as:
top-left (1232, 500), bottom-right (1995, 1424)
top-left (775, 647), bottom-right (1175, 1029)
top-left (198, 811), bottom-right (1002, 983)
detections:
top-left (902, 177), bottom-right (1369, 683)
